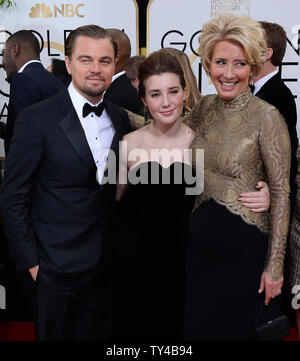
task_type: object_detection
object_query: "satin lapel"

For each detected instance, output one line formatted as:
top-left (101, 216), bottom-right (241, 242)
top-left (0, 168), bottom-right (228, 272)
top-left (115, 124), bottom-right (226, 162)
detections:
top-left (57, 90), bottom-right (96, 173)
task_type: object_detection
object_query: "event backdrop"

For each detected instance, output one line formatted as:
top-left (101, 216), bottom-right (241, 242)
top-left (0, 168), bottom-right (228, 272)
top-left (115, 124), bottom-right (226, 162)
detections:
top-left (147, 0), bottom-right (300, 135)
top-left (1, 0), bottom-right (300, 154)
top-left (0, 0), bottom-right (138, 156)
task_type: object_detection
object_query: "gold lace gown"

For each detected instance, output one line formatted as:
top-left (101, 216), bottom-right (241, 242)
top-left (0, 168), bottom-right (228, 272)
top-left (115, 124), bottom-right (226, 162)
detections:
top-left (183, 89), bottom-right (291, 340)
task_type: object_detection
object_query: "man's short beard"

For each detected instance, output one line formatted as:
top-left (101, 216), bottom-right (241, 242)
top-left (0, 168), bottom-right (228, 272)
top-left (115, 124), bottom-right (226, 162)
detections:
top-left (80, 86), bottom-right (105, 99)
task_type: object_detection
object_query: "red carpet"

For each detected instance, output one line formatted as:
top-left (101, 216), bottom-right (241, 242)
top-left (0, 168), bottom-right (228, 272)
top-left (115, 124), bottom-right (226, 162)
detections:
top-left (0, 322), bottom-right (298, 341)
top-left (284, 327), bottom-right (299, 341)
top-left (0, 322), bottom-right (36, 341)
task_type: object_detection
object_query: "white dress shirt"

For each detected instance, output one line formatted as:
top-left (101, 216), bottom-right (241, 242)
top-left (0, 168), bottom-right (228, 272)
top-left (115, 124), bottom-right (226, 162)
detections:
top-left (68, 82), bottom-right (115, 184)
top-left (253, 68), bottom-right (278, 95)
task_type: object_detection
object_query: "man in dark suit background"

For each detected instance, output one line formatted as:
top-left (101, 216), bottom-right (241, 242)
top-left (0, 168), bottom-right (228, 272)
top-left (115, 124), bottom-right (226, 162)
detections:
top-left (0, 30), bottom-right (64, 155)
top-left (0, 30), bottom-right (63, 323)
top-left (253, 21), bottom-right (298, 213)
top-left (0, 25), bottom-right (131, 341)
top-left (105, 28), bottom-right (144, 114)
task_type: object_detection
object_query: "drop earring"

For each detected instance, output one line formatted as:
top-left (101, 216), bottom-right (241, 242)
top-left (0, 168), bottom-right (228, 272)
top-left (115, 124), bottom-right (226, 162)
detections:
top-left (144, 107), bottom-right (150, 123)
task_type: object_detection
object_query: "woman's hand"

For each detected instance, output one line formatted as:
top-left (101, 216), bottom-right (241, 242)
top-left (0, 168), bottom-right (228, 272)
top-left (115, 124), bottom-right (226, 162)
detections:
top-left (239, 181), bottom-right (270, 212)
top-left (259, 271), bottom-right (283, 305)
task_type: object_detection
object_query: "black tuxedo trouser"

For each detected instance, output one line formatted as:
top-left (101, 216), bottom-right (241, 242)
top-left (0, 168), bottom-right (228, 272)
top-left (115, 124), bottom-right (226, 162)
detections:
top-left (33, 266), bottom-right (112, 341)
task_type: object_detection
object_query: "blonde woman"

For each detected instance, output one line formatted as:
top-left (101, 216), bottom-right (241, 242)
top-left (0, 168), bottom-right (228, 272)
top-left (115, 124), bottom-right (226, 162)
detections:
top-left (184, 13), bottom-right (291, 340)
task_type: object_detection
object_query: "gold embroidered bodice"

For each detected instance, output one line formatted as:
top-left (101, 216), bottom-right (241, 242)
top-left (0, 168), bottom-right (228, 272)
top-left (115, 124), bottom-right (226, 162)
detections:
top-left (185, 90), bottom-right (291, 280)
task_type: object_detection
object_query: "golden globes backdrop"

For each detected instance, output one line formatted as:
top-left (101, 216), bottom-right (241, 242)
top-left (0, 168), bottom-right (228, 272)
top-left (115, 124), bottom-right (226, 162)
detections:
top-left (147, 0), bottom-right (300, 135)
top-left (0, 0), bottom-right (138, 156)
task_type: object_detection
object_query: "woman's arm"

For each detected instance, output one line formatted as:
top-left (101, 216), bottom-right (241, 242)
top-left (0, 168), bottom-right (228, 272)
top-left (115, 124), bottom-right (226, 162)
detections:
top-left (259, 108), bottom-right (291, 305)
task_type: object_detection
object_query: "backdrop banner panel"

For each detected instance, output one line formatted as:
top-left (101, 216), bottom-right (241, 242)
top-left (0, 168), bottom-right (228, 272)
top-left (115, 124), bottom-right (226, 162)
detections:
top-left (148, 0), bottom-right (300, 135)
top-left (0, 0), bottom-right (138, 156)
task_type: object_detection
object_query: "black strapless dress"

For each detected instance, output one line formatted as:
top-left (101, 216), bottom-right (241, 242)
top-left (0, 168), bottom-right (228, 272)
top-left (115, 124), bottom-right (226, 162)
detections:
top-left (126, 161), bottom-right (196, 340)
top-left (184, 199), bottom-right (270, 340)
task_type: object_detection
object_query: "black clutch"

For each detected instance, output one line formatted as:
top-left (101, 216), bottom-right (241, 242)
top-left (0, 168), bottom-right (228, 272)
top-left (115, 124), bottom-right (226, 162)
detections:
top-left (254, 297), bottom-right (290, 341)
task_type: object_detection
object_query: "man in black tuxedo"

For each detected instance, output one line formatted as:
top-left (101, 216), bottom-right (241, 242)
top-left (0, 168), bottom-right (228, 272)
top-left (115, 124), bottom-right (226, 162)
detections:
top-left (0, 30), bottom-right (63, 155)
top-left (253, 21), bottom-right (298, 213)
top-left (0, 25), bottom-right (131, 341)
top-left (105, 29), bottom-right (144, 114)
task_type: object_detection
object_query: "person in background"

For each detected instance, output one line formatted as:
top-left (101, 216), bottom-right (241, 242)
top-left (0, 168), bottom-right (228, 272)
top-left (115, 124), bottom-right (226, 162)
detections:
top-left (160, 47), bottom-right (202, 112)
top-left (47, 58), bottom-right (71, 85)
top-left (184, 13), bottom-right (291, 340)
top-left (105, 29), bottom-right (144, 114)
top-left (0, 30), bottom-right (63, 155)
top-left (125, 55), bottom-right (146, 91)
top-left (0, 30), bottom-right (64, 323)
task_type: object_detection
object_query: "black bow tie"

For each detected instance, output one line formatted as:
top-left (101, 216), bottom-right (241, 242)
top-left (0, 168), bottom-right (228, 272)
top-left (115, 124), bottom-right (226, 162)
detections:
top-left (82, 102), bottom-right (105, 118)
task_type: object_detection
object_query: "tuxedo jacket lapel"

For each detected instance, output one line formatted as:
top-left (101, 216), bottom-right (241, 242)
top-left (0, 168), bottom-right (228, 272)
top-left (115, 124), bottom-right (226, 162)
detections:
top-left (56, 90), bottom-right (128, 175)
top-left (57, 88), bottom-right (97, 173)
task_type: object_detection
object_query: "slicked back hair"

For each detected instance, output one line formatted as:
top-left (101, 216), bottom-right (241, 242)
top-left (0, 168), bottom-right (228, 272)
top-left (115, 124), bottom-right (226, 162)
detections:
top-left (65, 25), bottom-right (117, 59)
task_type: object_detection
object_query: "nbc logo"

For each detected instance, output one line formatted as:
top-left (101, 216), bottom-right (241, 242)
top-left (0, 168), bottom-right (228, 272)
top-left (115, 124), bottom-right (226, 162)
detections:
top-left (29, 3), bottom-right (84, 18)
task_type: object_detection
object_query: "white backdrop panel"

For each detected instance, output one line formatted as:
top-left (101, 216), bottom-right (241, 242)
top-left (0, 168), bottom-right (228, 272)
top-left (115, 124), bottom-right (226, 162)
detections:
top-left (148, 0), bottom-right (300, 135)
top-left (0, 0), bottom-right (138, 156)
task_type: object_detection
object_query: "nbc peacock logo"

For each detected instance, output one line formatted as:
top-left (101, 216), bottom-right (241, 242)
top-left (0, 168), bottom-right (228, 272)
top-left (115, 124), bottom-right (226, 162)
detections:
top-left (29, 3), bottom-right (52, 18)
top-left (29, 3), bottom-right (84, 18)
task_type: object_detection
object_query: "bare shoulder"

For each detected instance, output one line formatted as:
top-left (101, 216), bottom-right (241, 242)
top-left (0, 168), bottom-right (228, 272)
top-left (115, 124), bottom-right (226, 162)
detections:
top-left (122, 125), bottom-right (149, 150)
